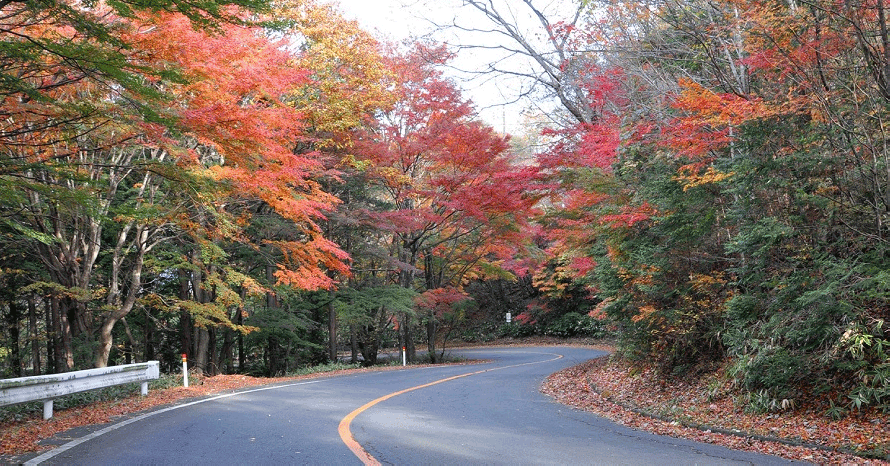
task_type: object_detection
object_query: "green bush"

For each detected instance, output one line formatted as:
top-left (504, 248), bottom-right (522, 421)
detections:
top-left (740, 346), bottom-right (806, 402)
top-left (543, 312), bottom-right (605, 338)
top-left (287, 361), bottom-right (359, 376)
top-left (839, 319), bottom-right (890, 412)
top-left (497, 321), bottom-right (537, 338)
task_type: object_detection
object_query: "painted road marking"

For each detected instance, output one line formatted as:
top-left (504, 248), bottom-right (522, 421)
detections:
top-left (24, 379), bottom-right (328, 465)
top-left (338, 351), bottom-right (564, 465)
top-left (25, 350), bottom-right (563, 465)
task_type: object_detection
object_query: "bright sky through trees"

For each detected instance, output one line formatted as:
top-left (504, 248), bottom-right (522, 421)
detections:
top-left (331, 0), bottom-right (531, 135)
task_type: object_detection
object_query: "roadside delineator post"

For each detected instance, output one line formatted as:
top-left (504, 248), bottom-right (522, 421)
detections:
top-left (43, 400), bottom-right (53, 421)
top-left (402, 346), bottom-right (406, 366)
top-left (182, 353), bottom-right (189, 388)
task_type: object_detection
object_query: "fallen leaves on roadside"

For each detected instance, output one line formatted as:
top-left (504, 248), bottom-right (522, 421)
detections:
top-left (541, 356), bottom-right (889, 465)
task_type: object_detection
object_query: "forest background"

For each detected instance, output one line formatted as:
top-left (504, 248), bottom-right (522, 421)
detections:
top-left (0, 0), bottom-right (888, 421)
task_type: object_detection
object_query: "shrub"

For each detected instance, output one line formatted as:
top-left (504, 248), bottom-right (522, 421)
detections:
top-left (543, 312), bottom-right (605, 338)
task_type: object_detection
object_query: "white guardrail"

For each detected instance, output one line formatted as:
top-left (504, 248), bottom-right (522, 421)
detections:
top-left (0, 361), bottom-right (160, 420)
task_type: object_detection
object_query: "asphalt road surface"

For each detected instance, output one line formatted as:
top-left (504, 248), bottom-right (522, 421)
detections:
top-left (24, 347), bottom-right (802, 465)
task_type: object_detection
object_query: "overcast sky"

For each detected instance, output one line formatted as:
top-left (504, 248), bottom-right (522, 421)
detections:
top-left (332, 0), bottom-right (432, 41)
top-left (328, 0), bottom-right (530, 135)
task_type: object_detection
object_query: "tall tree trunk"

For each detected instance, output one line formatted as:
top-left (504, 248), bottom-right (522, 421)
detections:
top-left (45, 296), bottom-right (57, 374)
top-left (267, 335), bottom-right (282, 375)
top-left (28, 296), bottom-right (40, 375)
top-left (195, 327), bottom-right (211, 376)
top-left (220, 327), bottom-right (234, 374)
top-left (374, 306), bottom-right (389, 365)
top-left (144, 310), bottom-right (155, 363)
top-left (121, 318), bottom-right (137, 363)
top-left (328, 290), bottom-right (337, 362)
top-left (265, 265), bottom-right (279, 309)
top-left (401, 313), bottom-right (416, 363)
top-left (398, 245), bottom-right (417, 362)
top-left (424, 251), bottom-right (440, 363)
top-left (54, 297), bottom-right (74, 371)
top-left (208, 326), bottom-right (218, 376)
top-left (179, 269), bottom-right (192, 362)
top-left (350, 325), bottom-right (358, 364)
top-left (7, 294), bottom-right (23, 376)
top-left (426, 319), bottom-right (438, 364)
top-left (358, 321), bottom-right (379, 367)
top-left (180, 311), bottom-right (193, 362)
top-left (70, 301), bottom-right (90, 339)
top-left (95, 226), bottom-right (149, 368)
top-left (237, 308), bottom-right (245, 372)
top-left (192, 265), bottom-right (211, 375)
top-left (222, 292), bottom-right (244, 374)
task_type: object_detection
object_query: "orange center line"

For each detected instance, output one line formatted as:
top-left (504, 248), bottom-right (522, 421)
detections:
top-left (338, 352), bottom-right (563, 465)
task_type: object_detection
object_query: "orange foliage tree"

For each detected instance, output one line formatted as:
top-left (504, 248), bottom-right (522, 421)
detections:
top-left (0, 0), bottom-right (366, 370)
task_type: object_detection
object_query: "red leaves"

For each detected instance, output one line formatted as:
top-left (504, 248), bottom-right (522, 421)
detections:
top-left (598, 202), bottom-right (656, 228)
top-left (415, 287), bottom-right (471, 318)
top-left (537, 65), bottom-right (625, 170)
top-left (353, 44), bottom-right (541, 285)
top-left (514, 311), bottom-right (537, 325)
top-left (539, 121), bottom-right (620, 172)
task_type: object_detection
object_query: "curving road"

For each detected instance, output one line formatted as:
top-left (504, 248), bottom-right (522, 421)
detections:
top-left (24, 347), bottom-right (802, 465)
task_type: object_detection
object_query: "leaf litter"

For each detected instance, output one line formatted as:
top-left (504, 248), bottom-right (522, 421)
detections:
top-left (541, 354), bottom-right (889, 465)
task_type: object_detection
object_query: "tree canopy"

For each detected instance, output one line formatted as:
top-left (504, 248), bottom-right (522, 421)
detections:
top-left (1, 0), bottom-right (888, 418)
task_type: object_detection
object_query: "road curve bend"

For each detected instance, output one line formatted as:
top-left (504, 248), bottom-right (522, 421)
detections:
top-left (24, 346), bottom-right (802, 465)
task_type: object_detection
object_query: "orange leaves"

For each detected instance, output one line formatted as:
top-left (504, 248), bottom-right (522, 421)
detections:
top-left (279, 0), bottom-right (393, 150)
top-left (687, 272), bottom-right (728, 294)
top-left (674, 79), bottom-right (770, 127)
top-left (738, 0), bottom-right (854, 92)
top-left (267, 234), bottom-right (351, 290)
top-left (631, 305), bottom-right (658, 323)
top-left (120, 9), bottom-right (359, 289)
top-left (673, 166), bottom-right (734, 191)
top-left (665, 79), bottom-right (774, 160)
top-left (124, 13), bottom-right (309, 171)
top-left (588, 297), bottom-right (615, 321)
top-left (532, 257), bottom-right (591, 297)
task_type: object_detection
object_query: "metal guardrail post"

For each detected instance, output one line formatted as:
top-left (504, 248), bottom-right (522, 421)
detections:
top-left (0, 361), bottom-right (160, 420)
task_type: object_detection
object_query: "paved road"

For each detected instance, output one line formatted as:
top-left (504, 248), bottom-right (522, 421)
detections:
top-left (25, 347), bottom-right (802, 465)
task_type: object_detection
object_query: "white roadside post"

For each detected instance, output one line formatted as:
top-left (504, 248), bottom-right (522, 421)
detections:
top-left (402, 346), bottom-right (406, 366)
top-left (43, 400), bottom-right (53, 421)
top-left (506, 312), bottom-right (512, 323)
top-left (182, 353), bottom-right (189, 388)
